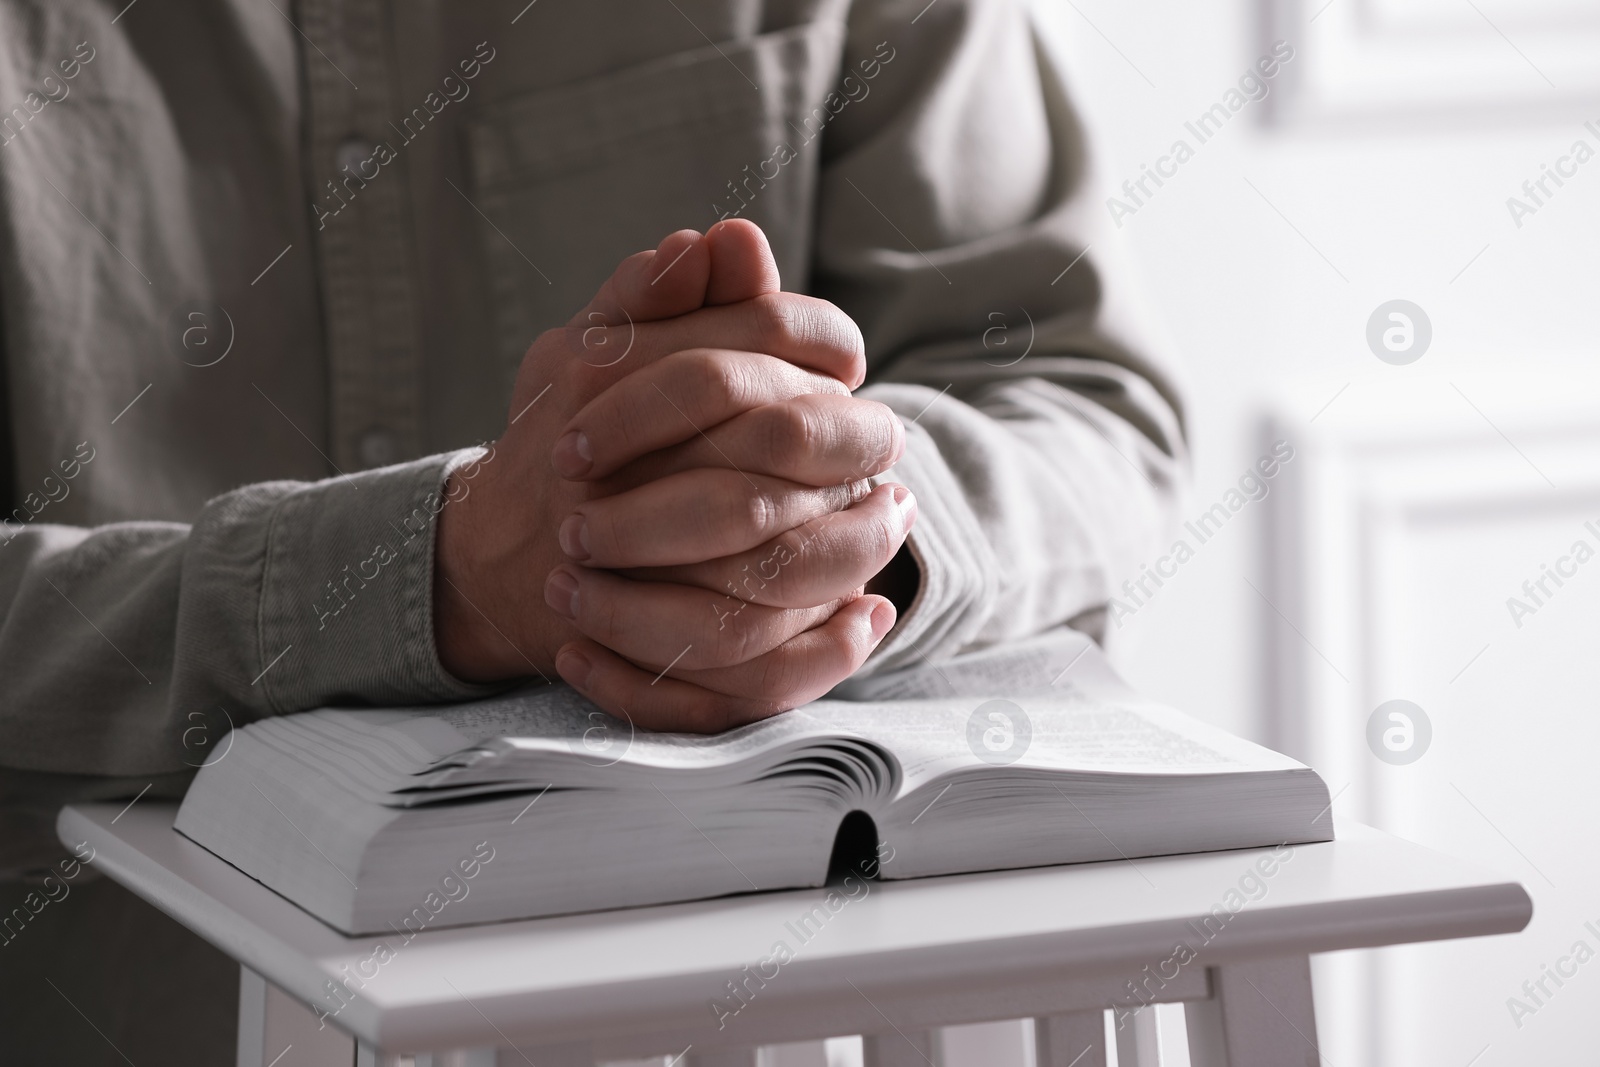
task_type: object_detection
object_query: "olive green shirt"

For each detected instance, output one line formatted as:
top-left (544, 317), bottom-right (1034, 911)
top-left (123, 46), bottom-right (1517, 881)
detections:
top-left (0, 0), bottom-right (1184, 871)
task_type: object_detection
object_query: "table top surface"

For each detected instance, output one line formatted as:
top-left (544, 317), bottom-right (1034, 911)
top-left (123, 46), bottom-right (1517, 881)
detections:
top-left (59, 803), bottom-right (1530, 1053)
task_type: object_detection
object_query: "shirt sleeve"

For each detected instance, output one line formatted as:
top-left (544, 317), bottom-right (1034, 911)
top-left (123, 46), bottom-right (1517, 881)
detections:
top-left (817, 0), bottom-right (1189, 669)
top-left (0, 447), bottom-right (501, 780)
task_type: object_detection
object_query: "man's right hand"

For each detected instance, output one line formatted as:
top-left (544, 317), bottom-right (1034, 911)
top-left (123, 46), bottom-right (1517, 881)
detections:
top-left (433, 223), bottom-right (910, 728)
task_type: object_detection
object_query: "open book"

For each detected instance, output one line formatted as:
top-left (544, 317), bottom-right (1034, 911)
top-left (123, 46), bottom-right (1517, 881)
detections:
top-left (175, 631), bottom-right (1333, 935)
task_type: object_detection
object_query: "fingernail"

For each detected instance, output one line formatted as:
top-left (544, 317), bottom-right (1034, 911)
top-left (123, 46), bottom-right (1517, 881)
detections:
top-left (869, 599), bottom-right (897, 641)
top-left (556, 647), bottom-right (592, 690)
top-left (552, 430), bottom-right (593, 477)
top-left (892, 484), bottom-right (917, 531)
top-left (559, 514), bottom-right (590, 560)
top-left (544, 568), bottom-right (580, 620)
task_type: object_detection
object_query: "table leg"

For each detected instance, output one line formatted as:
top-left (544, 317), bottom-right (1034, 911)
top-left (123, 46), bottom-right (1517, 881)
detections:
top-left (1184, 957), bottom-right (1321, 1067)
top-left (1033, 1010), bottom-right (1108, 1067)
top-left (239, 966), bottom-right (356, 1067)
top-left (862, 1029), bottom-right (938, 1067)
top-left (1112, 1006), bottom-right (1161, 1067)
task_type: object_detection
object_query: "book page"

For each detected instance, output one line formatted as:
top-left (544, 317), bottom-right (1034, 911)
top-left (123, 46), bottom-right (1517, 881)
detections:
top-left (403, 632), bottom-right (1170, 785)
top-left (485, 699), bottom-right (865, 771)
top-left (799, 640), bottom-right (1303, 795)
top-left (827, 628), bottom-right (1081, 702)
top-left (309, 684), bottom-right (875, 793)
top-left (258, 633), bottom-right (1297, 802)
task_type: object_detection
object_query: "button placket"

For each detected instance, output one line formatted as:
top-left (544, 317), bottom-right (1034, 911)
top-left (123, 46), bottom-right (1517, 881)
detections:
top-left (299, 0), bottom-right (427, 472)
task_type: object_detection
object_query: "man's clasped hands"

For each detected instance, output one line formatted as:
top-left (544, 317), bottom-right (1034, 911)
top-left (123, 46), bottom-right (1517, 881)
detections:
top-left (434, 220), bottom-right (917, 732)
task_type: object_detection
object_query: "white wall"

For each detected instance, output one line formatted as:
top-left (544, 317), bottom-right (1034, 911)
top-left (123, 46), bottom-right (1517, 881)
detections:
top-left (1032, 4), bottom-right (1600, 1064)
top-left (1033, 0), bottom-right (1600, 742)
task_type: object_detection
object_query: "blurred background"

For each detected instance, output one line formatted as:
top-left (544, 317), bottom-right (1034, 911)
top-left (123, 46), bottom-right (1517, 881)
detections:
top-left (1030, 0), bottom-right (1600, 1063)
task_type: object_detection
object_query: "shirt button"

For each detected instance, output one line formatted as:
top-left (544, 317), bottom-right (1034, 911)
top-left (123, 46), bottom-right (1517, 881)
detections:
top-left (358, 427), bottom-right (400, 468)
top-left (336, 137), bottom-right (374, 177)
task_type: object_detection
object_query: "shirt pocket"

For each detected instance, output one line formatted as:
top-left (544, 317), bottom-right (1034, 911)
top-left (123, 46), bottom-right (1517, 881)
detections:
top-left (464, 20), bottom-right (845, 376)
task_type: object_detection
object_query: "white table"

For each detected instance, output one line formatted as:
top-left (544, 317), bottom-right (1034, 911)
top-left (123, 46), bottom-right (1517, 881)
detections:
top-left (58, 804), bottom-right (1531, 1067)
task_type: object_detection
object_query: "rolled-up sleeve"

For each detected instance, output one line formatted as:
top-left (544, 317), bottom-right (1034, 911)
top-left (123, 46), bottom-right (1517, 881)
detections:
top-left (817, 0), bottom-right (1188, 669)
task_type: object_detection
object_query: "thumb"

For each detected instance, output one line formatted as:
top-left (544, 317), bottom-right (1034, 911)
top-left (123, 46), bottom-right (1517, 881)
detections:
top-left (704, 219), bottom-right (782, 305)
top-left (569, 228), bottom-right (712, 328)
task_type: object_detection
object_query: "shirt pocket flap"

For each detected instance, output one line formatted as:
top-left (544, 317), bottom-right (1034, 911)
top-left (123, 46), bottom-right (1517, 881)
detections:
top-left (463, 22), bottom-right (844, 375)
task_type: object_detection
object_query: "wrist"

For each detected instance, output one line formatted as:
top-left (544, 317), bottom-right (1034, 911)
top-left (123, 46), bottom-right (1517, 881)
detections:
top-left (433, 458), bottom-right (552, 683)
top-left (432, 471), bottom-right (498, 682)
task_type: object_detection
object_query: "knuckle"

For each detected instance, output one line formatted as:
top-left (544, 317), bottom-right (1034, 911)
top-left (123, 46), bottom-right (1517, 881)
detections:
top-left (533, 326), bottom-right (568, 352)
top-left (605, 386), bottom-right (658, 456)
top-left (617, 248), bottom-right (654, 277)
top-left (749, 295), bottom-right (863, 376)
top-left (740, 489), bottom-right (780, 539)
top-left (754, 650), bottom-right (801, 705)
top-left (866, 401), bottom-right (903, 465)
top-left (819, 303), bottom-right (865, 361)
top-left (793, 369), bottom-right (850, 400)
top-left (763, 403), bottom-right (817, 463)
top-left (607, 409), bottom-right (642, 457)
top-left (522, 327), bottom-right (567, 375)
top-left (709, 605), bottom-right (761, 665)
top-left (750, 639), bottom-right (836, 711)
top-left (871, 504), bottom-right (903, 563)
top-left (829, 480), bottom-right (871, 513)
top-left (803, 297), bottom-right (867, 370)
top-left (685, 349), bottom-right (741, 411)
top-left (751, 293), bottom-right (804, 352)
top-left (719, 560), bottom-right (764, 604)
top-left (832, 614), bottom-right (873, 667)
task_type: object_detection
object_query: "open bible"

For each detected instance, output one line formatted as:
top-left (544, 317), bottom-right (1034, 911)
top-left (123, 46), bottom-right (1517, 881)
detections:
top-left (174, 631), bottom-right (1333, 935)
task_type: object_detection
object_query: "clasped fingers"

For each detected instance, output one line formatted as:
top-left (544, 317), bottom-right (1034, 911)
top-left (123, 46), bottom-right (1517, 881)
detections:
top-left (557, 470), bottom-right (871, 568)
top-left (544, 565), bottom-right (846, 671)
top-left (552, 595), bottom-right (896, 733)
top-left (629, 482), bottom-right (916, 608)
